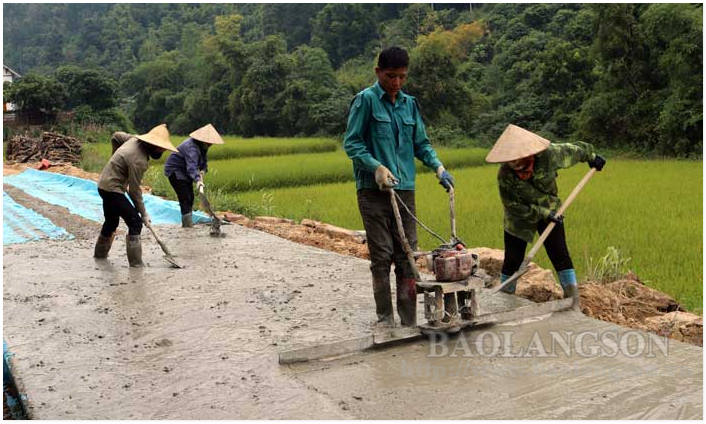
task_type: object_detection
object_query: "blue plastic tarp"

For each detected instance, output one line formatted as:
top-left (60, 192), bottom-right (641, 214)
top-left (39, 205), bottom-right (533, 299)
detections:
top-left (3, 191), bottom-right (74, 245)
top-left (3, 169), bottom-right (210, 225)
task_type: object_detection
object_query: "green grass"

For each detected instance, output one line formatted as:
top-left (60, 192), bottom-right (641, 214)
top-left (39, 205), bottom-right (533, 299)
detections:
top-left (195, 147), bottom-right (488, 191)
top-left (202, 136), bottom-right (338, 159)
top-left (233, 159), bottom-right (703, 313)
top-left (79, 136), bottom-right (340, 173)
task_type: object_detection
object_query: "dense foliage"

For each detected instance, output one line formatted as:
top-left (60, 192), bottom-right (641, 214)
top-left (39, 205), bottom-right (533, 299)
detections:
top-left (3, 3), bottom-right (702, 155)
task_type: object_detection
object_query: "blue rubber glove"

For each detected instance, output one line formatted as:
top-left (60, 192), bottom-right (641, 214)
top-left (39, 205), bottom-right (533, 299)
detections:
top-left (437, 167), bottom-right (455, 192)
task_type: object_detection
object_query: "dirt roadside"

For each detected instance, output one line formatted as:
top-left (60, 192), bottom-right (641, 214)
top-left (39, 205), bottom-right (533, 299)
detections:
top-left (3, 162), bottom-right (702, 347)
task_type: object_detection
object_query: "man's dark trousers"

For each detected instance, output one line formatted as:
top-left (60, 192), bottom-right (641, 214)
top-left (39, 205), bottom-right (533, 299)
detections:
top-left (357, 189), bottom-right (417, 326)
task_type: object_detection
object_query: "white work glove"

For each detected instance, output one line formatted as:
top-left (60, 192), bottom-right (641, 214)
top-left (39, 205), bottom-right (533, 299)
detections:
top-left (142, 213), bottom-right (151, 226)
top-left (196, 180), bottom-right (205, 193)
top-left (374, 165), bottom-right (399, 190)
top-left (199, 170), bottom-right (205, 180)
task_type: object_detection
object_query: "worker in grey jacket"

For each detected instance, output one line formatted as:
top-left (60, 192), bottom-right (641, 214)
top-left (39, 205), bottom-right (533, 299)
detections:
top-left (164, 124), bottom-right (224, 227)
top-left (94, 124), bottom-right (178, 266)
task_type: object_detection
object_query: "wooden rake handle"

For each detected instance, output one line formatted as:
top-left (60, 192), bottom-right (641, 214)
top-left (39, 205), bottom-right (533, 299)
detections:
top-left (388, 189), bottom-right (422, 281)
top-left (525, 167), bottom-right (596, 261)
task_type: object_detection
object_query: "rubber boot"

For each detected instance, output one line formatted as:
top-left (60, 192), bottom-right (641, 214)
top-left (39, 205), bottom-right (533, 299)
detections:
top-left (396, 277), bottom-right (417, 327)
top-left (126, 234), bottom-right (144, 267)
top-left (93, 232), bottom-right (115, 258)
top-left (181, 213), bottom-right (193, 228)
top-left (372, 275), bottom-right (394, 325)
top-left (558, 269), bottom-right (580, 310)
top-left (499, 273), bottom-right (517, 294)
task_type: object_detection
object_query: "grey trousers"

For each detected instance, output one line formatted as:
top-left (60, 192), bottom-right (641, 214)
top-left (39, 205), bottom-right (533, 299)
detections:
top-left (357, 189), bottom-right (417, 323)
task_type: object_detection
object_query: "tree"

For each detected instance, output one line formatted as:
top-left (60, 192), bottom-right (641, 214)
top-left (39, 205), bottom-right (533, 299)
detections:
top-left (280, 45), bottom-right (338, 135)
top-left (229, 35), bottom-right (292, 136)
top-left (311, 4), bottom-right (379, 67)
top-left (260, 4), bottom-right (324, 50)
top-left (4, 73), bottom-right (66, 118)
top-left (406, 22), bottom-right (484, 132)
top-left (55, 65), bottom-right (118, 110)
top-left (121, 51), bottom-right (187, 131)
top-left (576, 3), bottom-right (702, 156)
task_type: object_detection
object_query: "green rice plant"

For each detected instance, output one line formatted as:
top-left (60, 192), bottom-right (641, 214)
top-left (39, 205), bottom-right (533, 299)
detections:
top-left (584, 246), bottom-right (632, 283)
top-left (204, 147), bottom-right (489, 191)
top-left (235, 159), bottom-right (702, 313)
top-left (197, 137), bottom-right (339, 159)
top-left (80, 137), bottom-right (341, 173)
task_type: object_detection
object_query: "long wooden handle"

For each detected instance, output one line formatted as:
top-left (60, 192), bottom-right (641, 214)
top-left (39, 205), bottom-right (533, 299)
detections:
top-left (145, 223), bottom-right (173, 256)
top-left (525, 168), bottom-right (596, 261)
top-left (389, 189), bottom-right (422, 281)
top-left (448, 186), bottom-right (456, 241)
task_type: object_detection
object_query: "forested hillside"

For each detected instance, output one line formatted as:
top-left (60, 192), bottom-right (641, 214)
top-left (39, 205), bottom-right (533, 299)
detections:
top-left (3, 3), bottom-right (702, 155)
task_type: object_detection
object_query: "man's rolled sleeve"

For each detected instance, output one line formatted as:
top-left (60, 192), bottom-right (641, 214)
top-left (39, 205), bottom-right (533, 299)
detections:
top-left (343, 95), bottom-right (381, 172)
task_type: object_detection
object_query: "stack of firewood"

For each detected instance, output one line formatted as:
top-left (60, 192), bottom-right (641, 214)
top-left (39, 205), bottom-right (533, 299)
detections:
top-left (5, 132), bottom-right (83, 164)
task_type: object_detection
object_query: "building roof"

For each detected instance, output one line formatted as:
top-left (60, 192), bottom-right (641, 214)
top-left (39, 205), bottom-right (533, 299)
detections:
top-left (3, 65), bottom-right (21, 78)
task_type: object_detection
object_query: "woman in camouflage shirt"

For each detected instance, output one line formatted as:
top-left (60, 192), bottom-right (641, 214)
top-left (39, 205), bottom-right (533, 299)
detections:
top-left (486, 124), bottom-right (605, 299)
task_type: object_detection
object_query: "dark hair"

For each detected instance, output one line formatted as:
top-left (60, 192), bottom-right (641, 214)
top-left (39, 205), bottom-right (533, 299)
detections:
top-left (377, 47), bottom-right (409, 69)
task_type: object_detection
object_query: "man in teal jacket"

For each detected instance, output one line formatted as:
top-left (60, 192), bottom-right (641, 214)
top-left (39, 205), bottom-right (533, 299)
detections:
top-left (344, 47), bottom-right (454, 327)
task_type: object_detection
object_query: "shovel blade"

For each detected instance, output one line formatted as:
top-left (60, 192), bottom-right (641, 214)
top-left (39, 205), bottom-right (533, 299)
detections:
top-left (163, 255), bottom-right (182, 269)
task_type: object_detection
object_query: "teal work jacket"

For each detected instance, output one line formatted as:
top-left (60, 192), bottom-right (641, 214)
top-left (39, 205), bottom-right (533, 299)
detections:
top-left (343, 82), bottom-right (443, 190)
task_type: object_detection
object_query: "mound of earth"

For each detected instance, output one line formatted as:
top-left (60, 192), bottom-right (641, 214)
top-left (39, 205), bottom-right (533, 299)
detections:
top-left (3, 162), bottom-right (98, 180)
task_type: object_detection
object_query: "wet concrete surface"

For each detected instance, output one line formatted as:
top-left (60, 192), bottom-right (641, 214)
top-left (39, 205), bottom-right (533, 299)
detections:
top-left (3, 194), bottom-right (703, 419)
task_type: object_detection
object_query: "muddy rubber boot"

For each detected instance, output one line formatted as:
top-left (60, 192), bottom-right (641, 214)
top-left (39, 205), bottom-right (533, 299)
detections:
top-left (372, 275), bottom-right (394, 325)
top-left (181, 213), bottom-right (193, 228)
top-left (396, 277), bottom-right (417, 327)
top-left (558, 269), bottom-right (580, 311)
top-left (499, 273), bottom-right (517, 294)
top-left (93, 232), bottom-right (115, 258)
top-left (126, 234), bottom-right (144, 267)
top-left (563, 284), bottom-right (580, 311)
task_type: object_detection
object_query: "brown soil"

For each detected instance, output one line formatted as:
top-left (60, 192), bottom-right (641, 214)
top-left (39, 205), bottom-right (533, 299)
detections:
top-left (3, 162), bottom-right (100, 181)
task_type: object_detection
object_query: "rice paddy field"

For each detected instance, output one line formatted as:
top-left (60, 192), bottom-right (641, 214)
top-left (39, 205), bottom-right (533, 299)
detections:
top-left (81, 137), bottom-right (703, 312)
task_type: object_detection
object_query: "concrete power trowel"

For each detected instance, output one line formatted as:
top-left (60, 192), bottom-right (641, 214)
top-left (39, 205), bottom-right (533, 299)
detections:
top-left (388, 186), bottom-right (485, 334)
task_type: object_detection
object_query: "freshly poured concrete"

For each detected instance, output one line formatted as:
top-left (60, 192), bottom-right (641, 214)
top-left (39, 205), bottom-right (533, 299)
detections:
top-left (3, 211), bottom-right (703, 418)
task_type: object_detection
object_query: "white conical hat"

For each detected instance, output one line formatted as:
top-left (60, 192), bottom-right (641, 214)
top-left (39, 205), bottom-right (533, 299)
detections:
top-left (190, 123), bottom-right (224, 145)
top-left (136, 124), bottom-right (177, 152)
top-left (485, 124), bottom-right (551, 163)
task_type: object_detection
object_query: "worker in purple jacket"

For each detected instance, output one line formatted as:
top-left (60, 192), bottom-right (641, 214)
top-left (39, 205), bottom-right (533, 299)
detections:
top-left (164, 124), bottom-right (224, 227)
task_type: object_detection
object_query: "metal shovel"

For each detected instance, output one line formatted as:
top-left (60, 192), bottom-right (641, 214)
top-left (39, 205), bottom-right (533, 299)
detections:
top-left (491, 167), bottom-right (597, 295)
top-left (198, 185), bottom-right (224, 237)
top-left (144, 222), bottom-right (182, 268)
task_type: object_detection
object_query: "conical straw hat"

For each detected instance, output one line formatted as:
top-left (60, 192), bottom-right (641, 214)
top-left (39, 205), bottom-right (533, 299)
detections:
top-left (136, 124), bottom-right (177, 152)
top-left (485, 124), bottom-right (551, 163)
top-left (190, 123), bottom-right (224, 145)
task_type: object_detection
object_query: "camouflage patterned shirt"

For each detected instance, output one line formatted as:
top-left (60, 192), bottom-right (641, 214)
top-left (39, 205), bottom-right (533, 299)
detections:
top-left (497, 142), bottom-right (596, 243)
